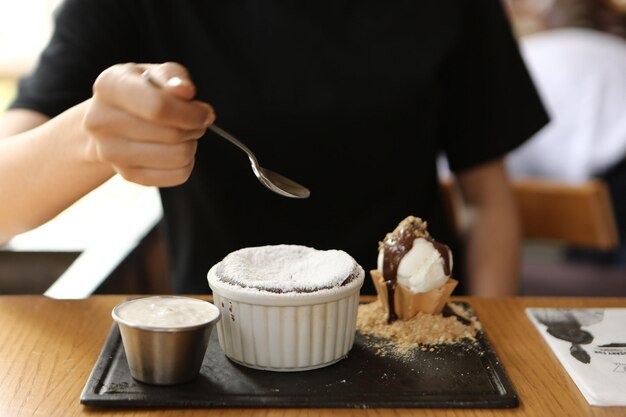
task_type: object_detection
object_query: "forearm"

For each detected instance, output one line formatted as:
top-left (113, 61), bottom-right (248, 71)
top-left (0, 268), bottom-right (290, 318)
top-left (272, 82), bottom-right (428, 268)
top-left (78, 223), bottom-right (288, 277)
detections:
top-left (0, 102), bottom-right (114, 242)
top-left (464, 196), bottom-right (521, 296)
top-left (457, 160), bottom-right (522, 296)
top-left (0, 62), bottom-right (213, 244)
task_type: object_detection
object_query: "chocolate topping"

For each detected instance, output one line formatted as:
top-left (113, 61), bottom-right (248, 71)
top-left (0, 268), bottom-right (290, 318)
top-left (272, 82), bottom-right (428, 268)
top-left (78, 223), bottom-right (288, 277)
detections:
top-left (428, 238), bottom-right (451, 276)
top-left (379, 216), bottom-right (451, 323)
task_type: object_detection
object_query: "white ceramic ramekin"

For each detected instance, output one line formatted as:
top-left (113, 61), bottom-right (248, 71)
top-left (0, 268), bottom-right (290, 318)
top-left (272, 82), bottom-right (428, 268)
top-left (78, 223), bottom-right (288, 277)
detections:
top-left (207, 266), bottom-right (364, 371)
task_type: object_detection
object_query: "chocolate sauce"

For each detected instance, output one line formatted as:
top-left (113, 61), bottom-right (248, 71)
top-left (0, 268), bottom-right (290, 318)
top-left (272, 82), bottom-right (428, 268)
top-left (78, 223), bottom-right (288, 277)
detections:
top-left (382, 229), bottom-right (451, 324)
top-left (442, 304), bottom-right (472, 326)
top-left (428, 238), bottom-right (451, 276)
top-left (382, 226), bottom-right (417, 323)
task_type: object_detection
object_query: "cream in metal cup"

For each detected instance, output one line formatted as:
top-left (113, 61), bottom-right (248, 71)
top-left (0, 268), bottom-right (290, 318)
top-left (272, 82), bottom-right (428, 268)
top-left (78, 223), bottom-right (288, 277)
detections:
top-left (111, 296), bottom-right (221, 385)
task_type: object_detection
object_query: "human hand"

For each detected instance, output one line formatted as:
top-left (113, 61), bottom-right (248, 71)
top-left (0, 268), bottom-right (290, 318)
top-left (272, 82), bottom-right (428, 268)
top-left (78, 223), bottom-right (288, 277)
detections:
top-left (83, 62), bottom-right (215, 187)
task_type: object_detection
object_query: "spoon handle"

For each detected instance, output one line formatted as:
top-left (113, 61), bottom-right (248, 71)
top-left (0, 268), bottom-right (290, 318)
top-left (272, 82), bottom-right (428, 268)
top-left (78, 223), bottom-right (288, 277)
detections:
top-left (140, 68), bottom-right (309, 198)
top-left (208, 125), bottom-right (259, 166)
top-left (140, 71), bottom-right (256, 165)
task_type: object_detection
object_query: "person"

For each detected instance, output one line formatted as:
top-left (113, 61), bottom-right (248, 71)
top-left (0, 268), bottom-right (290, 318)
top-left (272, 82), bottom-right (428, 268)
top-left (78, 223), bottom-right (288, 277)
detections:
top-left (0, 0), bottom-right (548, 296)
top-left (505, 0), bottom-right (626, 265)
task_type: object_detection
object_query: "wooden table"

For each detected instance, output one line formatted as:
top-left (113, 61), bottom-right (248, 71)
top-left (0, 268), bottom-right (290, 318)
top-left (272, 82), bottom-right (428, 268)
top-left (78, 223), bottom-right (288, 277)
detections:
top-left (1, 295), bottom-right (625, 416)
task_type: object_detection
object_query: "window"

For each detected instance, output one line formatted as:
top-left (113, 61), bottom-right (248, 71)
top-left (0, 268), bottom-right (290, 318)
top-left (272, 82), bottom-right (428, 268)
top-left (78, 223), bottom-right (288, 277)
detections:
top-left (0, 0), bottom-right (64, 76)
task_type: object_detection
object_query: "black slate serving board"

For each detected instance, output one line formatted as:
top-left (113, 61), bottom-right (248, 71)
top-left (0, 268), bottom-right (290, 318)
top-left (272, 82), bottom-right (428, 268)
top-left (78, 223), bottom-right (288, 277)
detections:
top-left (81, 303), bottom-right (518, 409)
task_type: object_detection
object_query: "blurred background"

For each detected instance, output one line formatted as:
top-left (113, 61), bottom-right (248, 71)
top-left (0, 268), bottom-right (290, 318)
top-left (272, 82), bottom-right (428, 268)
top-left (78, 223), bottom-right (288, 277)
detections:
top-left (501, 0), bottom-right (626, 296)
top-left (0, 0), bottom-right (63, 109)
top-left (0, 0), bottom-right (166, 298)
top-left (1, 0), bottom-right (625, 297)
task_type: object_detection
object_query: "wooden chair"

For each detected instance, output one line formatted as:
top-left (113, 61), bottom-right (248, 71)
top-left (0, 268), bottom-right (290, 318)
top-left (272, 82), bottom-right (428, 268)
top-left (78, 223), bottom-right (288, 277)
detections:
top-left (440, 176), bottom-right (619, 249)
top-left (514, 178), bottom-right (619, 249)
top-left (440, 176), bottom-right (625, 296)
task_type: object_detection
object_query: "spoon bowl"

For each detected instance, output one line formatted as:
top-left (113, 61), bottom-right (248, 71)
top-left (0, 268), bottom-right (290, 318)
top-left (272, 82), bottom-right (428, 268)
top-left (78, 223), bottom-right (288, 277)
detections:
top-left (256, 167), bottom-right (311, 199)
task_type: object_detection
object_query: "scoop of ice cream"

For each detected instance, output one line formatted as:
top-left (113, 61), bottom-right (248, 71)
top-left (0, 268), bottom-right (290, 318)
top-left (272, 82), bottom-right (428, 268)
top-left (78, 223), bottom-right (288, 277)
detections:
top-left (377, 216), bottom-right (453, 294)
top-left (377, 237), bottom-right (452, 293)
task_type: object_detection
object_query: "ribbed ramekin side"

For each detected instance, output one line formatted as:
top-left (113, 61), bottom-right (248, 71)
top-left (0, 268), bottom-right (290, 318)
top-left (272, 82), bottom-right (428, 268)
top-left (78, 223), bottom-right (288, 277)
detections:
top-left (213, 290), bottom-right (360, 371)
top-left (341, 293), bottom-right (359, 356)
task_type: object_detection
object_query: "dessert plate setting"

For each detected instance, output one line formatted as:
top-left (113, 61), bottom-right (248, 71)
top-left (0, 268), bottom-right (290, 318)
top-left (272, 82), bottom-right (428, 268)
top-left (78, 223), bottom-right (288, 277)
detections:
top-left (80, 302), bottom-right (518, 409)
top-left (82, 218), bottom-right (518, 409)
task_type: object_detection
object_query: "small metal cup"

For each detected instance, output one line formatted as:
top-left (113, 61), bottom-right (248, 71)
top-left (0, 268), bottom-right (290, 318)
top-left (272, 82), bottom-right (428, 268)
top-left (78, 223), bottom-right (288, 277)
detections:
top-left (112, 296), bottom-right (221, 385)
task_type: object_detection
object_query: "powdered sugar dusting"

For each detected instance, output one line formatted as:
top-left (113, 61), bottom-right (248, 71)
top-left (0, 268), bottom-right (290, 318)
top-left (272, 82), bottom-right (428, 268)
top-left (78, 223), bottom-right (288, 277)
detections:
top-left (213, 245), bottom-right (359, 293)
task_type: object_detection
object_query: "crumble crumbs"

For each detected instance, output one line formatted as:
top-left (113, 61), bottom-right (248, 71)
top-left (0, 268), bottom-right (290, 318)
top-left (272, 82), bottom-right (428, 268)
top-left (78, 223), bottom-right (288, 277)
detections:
top-left (356, 300), bottom-right (481, 354)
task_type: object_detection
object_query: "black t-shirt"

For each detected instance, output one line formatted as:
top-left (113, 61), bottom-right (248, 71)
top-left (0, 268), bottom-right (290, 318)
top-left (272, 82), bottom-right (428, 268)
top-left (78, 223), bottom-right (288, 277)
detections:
top-left (11, 0), bottom-right (548, 294)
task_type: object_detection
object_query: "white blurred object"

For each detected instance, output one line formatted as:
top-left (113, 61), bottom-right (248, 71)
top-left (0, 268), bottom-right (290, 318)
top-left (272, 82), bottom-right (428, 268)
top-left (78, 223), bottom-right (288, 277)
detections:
top-left (507, 28), bottom-right (626, 183)
top-left (0, 0), bottom-right (63, 77)
top-left (2, 175), bottom-right (162, 299)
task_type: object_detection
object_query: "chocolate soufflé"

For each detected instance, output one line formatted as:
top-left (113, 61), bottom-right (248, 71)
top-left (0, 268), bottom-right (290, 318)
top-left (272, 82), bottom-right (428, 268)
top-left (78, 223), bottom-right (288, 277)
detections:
top-left (208, 244), bottom-right (365, 371)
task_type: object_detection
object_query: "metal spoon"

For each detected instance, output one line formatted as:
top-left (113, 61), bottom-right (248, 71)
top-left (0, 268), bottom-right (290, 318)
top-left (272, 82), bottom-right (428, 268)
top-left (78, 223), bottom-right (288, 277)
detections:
top-left (141, 70), bottom-right (310, 198)
top-left (207, 124), bottom-right (311, 199)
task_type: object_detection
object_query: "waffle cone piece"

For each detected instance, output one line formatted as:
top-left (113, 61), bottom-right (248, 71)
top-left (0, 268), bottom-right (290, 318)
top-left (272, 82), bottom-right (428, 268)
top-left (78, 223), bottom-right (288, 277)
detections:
top-left (371, 269), bottom-right (457, 319)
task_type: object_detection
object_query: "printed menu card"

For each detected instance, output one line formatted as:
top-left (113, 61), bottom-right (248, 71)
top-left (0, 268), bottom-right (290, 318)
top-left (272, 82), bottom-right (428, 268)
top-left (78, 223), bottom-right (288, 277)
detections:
top-left (526, 308), bottom-right (626, 406)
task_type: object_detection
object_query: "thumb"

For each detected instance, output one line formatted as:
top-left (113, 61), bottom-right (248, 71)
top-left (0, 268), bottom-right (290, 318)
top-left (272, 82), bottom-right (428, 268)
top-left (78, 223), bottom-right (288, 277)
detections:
top-left (138, 62), bottom-right (197, 101)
